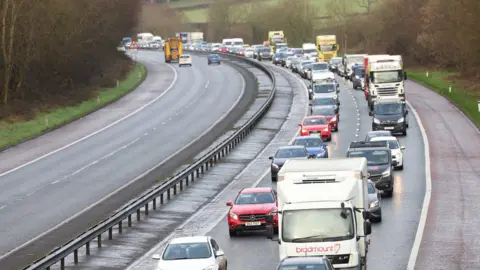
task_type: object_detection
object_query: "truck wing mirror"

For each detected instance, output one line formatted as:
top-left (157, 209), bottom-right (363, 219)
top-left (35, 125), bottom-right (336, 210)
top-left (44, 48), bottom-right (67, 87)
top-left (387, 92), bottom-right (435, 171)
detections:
top-left (364, 220), bottom-right (372, 235)
top-left (404, 71), bottom-right (408, 80)
top-left (362, 210), bottom-right (371, 220)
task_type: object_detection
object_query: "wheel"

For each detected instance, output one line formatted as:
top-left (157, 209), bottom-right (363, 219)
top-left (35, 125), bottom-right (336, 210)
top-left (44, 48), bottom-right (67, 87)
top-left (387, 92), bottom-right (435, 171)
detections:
top-left (228, 230), bottom-right (236, 237)
top-left (383, 189), bottom-right (393, 197)
top-left (402, 129), bottom-right (407, 136)
top-left (274, 227), bottom-right (279, 234)
top-left (189, 64), bottom-right (192, 66)
top-left (208, 63), bottom-right (210, 65)
top-left (353, 85), bottom-right (357, 90)
top-left (271, 175), bottom-right (277, 182)
top-left (375, 211), bottom-right (382, 222)
top-left (398, 164), bottom-right (404, 170)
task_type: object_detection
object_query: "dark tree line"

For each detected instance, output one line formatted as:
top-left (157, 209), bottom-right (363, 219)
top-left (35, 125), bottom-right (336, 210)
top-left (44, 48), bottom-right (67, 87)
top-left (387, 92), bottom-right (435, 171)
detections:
top-left (0, 0), bottom-right (141, 120)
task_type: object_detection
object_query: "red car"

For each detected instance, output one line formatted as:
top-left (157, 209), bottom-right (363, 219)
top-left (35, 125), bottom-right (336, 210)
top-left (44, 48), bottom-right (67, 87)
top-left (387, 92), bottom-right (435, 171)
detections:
top-left (226, 187), bottom-right (278, 236)
top-left (310, 106), bottom-right (339, 131)
top-left (218, 46), bottom-right (228, 53)
top-left (299, 116), bottom-right (332, 141)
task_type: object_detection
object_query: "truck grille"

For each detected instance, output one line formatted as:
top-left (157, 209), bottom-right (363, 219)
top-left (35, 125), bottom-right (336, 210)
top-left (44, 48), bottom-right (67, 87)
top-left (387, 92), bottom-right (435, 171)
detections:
top-left (239, 214), bottom-right (267, 221)
top-left (377, 87), bottom-right (397, 96)
top-left (325, 254), bottom-right (350, 264)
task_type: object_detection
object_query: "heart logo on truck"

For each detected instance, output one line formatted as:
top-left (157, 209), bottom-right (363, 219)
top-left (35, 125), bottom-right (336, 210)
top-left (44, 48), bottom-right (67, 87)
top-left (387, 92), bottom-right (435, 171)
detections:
top-left (333, 243), bottom-right (341, 253)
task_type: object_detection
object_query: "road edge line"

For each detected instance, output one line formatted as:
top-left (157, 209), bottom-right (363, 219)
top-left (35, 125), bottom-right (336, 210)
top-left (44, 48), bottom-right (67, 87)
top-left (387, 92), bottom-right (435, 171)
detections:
top-left (406, 100), bottom-right (432, 270)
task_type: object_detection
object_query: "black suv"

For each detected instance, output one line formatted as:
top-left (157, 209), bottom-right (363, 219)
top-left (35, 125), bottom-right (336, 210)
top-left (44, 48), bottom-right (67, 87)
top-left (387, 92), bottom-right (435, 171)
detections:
top-left (346, 141), bottom-right (396, 197)
top-left (369, 97), bottom-right (409, 136)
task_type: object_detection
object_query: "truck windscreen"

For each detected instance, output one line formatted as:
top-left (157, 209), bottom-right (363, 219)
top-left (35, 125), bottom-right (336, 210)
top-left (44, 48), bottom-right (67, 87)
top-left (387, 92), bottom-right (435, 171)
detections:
top-left (319, 44), bottom-right (337, 51)
top-left (374, 103), bottom-right (404, 115)
top-left (281, 208), bottom-right (355, 243)
top-left (372, 70), bottom-right (403, 83)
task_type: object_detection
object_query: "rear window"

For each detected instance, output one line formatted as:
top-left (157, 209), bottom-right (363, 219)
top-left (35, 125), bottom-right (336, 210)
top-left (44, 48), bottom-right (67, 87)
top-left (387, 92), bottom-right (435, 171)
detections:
top-left (180, 55), bottom-right (190, 59)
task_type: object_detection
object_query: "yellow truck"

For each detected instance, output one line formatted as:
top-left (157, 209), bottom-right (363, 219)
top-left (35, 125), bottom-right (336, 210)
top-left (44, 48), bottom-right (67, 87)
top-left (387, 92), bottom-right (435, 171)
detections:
top-left (316, 35), bottom-right (339, 62)
top-left (164, 37), bottom-right (183, 63)
top-left (268, 31), bottom-right (288, 52)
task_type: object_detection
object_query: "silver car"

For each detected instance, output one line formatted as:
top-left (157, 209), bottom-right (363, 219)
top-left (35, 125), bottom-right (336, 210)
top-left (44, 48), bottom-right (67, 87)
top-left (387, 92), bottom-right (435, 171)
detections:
top-left (308, 82), bottom-right (339, 102)
top-left (244, 48), bottom-right (255, 58)
top-left (285, 56), bottom-right (295, 68)
top-left (367, 179), bottom-right (382, 222)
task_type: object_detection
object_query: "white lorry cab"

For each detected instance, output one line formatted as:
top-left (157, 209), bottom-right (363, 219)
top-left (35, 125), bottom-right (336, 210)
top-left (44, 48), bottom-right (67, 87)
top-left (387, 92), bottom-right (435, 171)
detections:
top-left (341, 54), bottom-right (367, 78)
top-left (137, 32), bottom-right (154, 41)
top-left (265, 158), bottom-right (372, 269)
top-left (222, 38), bottom-right (234, 48)
top-left (230, 38), bottom-right (244, 47)
top-left (302, 43), bottom-right (317, 60)
top-left (365, 55), bottom-right (407, 110)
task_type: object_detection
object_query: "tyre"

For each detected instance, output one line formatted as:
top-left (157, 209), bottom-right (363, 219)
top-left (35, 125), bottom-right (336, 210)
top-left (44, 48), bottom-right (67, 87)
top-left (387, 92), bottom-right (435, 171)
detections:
top-left (229, 230), bottom-right (236, 237)
top-left (402, 129), bottom-right (407, 136)
top-left (398, 164), bottom-right (404, 170)
top-left (353, 85), bottom-right (357, 90)
top-left (271, 175), bottom-right (277, 182)
top-left (190, 64), bottom-right (192, 66)
top-left (383, 189), bottom-right (393, 197)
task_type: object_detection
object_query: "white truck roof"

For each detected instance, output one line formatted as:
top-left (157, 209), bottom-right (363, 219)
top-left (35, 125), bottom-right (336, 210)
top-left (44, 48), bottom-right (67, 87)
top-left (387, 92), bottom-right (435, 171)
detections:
top-left (278, 158), bottom-right (368, 181)
top-left (279, 179), bottom-right (359, 205)
top-left (302, 43), bottom-right (316, 49)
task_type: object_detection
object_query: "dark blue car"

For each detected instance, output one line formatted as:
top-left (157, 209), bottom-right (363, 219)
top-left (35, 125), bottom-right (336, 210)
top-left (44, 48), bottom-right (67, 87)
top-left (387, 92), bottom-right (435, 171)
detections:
top-left (292, 136), bottom-right (329, 158)
top-left (207, 54), bottom-right (221, 65)
top-left (352, 64), bottom-right (364, 89)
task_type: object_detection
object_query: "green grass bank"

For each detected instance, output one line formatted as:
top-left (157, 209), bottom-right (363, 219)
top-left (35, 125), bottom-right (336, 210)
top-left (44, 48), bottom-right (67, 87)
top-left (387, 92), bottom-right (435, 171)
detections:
top-left (0, 63), bottom-right (148, 150)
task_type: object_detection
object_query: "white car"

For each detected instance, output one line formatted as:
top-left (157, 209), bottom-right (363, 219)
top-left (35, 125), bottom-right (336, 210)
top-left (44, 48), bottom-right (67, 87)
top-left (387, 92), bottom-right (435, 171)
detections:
top-left (179, 54), bottom-right (192, 67)
top-left (244, 48), bottom-right (255, 58)
top-left (370, 136), bottom-right (405, 170)
top-left (152, 236), bottom-right (227, 270)
top-left (311, 70), bottom-right (335, 82)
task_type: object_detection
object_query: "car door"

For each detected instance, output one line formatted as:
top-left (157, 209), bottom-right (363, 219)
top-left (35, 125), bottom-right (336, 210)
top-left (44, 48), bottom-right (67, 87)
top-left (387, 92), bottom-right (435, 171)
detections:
top-left (210, 238), bottom-right (226, 269)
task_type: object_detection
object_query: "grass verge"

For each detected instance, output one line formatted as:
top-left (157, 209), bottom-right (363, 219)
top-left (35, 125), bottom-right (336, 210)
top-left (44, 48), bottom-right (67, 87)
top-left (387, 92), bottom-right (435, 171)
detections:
top-left (407, 69), bottom-right (480, 128)
top-left (0, 63), bottom-right (148, 150)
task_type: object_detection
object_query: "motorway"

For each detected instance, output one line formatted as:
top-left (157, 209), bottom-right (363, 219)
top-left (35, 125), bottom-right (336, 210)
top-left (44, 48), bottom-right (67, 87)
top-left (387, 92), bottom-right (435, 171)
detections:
top-left (204, 66), bottom-right (427, 270)
top-left (0, 51), bottom-right (256, 268)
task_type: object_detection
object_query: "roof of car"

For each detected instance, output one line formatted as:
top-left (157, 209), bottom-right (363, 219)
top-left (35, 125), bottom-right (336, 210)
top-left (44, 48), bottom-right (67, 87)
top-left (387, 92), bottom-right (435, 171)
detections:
top-left (279, 256), bottom-right (328, 265)
top-left (278, 145), bottom-right (306, 150)
top-left (241, 187), bottom-right (272, 194)
top-left (304, 115), bottom-right (327, 120)
top-left (366, 130), bottom-right (392, 136)
top-left (169, 236), bottom-right (209, 244)
top-left (370, 136), bottom-right (397, 142)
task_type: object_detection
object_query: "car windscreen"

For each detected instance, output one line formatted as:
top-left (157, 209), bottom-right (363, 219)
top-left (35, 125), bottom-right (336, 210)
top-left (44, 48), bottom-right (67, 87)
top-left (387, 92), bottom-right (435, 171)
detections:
top-left (303, 118), bottom-right (327, 125)
top-left (354, 68), bottom-right (364, 76)
top-left (312, 63), bottom-right (328, 70)
top-left (312, 98), bottom-right (335, 106)
top-left (347, 150), bottom-right (390, 165)
top-left (162, 242), bottom-right (211, 260)
top-left (372, 70), bottom-right (403, 83)
top-left (262, 47), bottom-right (271, 52)
top-left (313, 84), bottom-right (335, 94)
top-left (311, 107), bottom-right (335, 116)
top-left (374, 103), bottom-right (403, 115)
top-left (365, 131), bottom-right (392, 141)
top-left (275, 148), bottom-right (307, 158)
top-left (303, 49), bottom-right (316, 53)
top-left (235, 192), bottom-right (275, 204)
top-left (301, 61), bottom-right (313, 67)
top-left (279, 264), bottom-right (327, 270)
top-left (294, 138), bottom-right (324, 148)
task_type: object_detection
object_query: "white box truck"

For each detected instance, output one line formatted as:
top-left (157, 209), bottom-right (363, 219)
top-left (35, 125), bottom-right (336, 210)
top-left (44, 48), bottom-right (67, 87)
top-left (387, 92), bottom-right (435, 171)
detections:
top-left (341, 54), bottom-right (367, 78)
top-left (265, 158), bottom-right (372, 269)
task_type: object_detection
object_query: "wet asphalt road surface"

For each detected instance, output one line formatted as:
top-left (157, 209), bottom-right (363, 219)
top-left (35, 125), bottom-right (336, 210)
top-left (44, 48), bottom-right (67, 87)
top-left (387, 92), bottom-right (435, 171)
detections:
top-left (406, 80), bottom-right (480, 269)
top-left (0, 51), bottom-right (254, 269)
top-left (204, 65), bottom-right (426, 270)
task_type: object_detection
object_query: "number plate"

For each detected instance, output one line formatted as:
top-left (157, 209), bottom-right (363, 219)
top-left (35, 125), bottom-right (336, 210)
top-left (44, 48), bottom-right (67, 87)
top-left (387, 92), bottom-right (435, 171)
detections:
top-left (385, 127), bottom-right (394, 130)
top-left (245, 222), bottom-right (261, 226)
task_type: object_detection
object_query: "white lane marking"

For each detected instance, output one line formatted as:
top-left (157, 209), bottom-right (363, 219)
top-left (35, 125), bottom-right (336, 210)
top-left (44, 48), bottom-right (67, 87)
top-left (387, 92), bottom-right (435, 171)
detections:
top-left (0, 63), bottom-right (179, 178)
top-left (0, 137), bottom-right (143, 211)
top-left (127, 63), bottom-right (309, 269)
top-left (205, 80), bottom-right (210, 88)
top-left (0, 205), bottom-right (6, 210)
top-left (406, 100), bottom-right (432, 270)
top-left (0, 62), bottom-right (246, 262)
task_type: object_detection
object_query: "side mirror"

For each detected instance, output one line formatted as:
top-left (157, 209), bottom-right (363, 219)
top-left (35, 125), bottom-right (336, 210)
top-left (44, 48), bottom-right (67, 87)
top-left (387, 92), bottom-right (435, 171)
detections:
top-left (406, 110), bottom-right (409, 115)
top-left (226, 201), bottom-right (233, 206)
top-left (337, 89), bottom-right (340, 93)
top-left (309, 154), bottom-right (316, 159)
top-left (215, 250), bottom-right (225, 257)
top-left (265, 224), bottom-right (274, 239)
top-left (364, 220), bottom-right (372, 235)
top-left (368, 111), bottom-right (373, 116)
top-left (401, 146), bottom-right (406, 150)
top-left (392, 160), bottom-right (398, 166)
top-left (337, 84), bottom-right (340, 88)
top-left (268, 156), bottom-right (273, 160)
top-left (404, 71), bottom-right (407, 80)
top-left (152, 254), bottom-right (161, 260)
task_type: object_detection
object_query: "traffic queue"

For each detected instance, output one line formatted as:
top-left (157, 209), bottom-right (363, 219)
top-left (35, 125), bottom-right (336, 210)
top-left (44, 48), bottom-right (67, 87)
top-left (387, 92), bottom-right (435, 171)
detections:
top-left (136, 33), bottom-right (410, 270)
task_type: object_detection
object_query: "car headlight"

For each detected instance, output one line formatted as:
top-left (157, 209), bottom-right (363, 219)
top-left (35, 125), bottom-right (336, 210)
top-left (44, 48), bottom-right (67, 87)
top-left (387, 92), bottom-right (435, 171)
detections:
top-left (202, 265), bottom-right (219, 270)
top-left (323, 128), bottom-right (329, 132)
top-left (269, 207), bottom-right (278, 215)
top-left (369, 200), bottom-right (380, 208)
top-left (333, 94), bottom-right (338, 99)
top-left (382, 168), bottom-right (391, 177)
top-left (355, 75), bottom-right (359, 79)
top-left (373, 118), bottom-right (380, 124)
top-left (229, 211), bottom-right (238, 220)
top-left (309, 89), bottom-right (312, 93)
top-left (316, 151), bottom-right (326, 157)
top-left (397, 117), bottom-right (404, 123)
top-left (302, 129), bottom-right (308, 133)
top-left (330, 116), bottom-right (337, 122)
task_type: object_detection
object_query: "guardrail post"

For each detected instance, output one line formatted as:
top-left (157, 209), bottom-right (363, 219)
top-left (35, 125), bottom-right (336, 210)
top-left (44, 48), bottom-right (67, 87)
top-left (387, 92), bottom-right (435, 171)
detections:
top-left (201, 165), bottom-right (204, 174)
top-left (145, 203), bottom-right (149, 215)
top-left (61, 258), bottom-right (65, 270)
top-left (128, 215), bottom-right (132, 227)
top-left (153, 198), bottom-right (157, 209)
top-left (196, 168), bottom-right (200, 177)
top-left (119, 221), bottom-right (123, 234)
top-left (190, 172), bottom-right (194, 183)
top-left (74, 249), bottom-right (78, 264)
top-left (167, 188), bottom-right (171, 200)
top-left (180, 179), bottom-right (183, 191)
top-left (86, 241), bottom-right (90, 255)
top-left (109, 227), bottom-right (113, 239)
top-left (173, 184), bottom-right (177, 195)
top-left (137, 209), bottom-right (141, 221)
top-left (97, 235), bottom-right (102, 248)
top-left (161, 193), bottom-right (164, 204)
